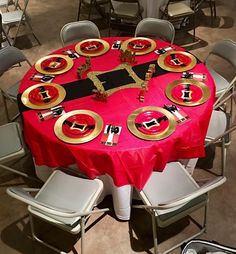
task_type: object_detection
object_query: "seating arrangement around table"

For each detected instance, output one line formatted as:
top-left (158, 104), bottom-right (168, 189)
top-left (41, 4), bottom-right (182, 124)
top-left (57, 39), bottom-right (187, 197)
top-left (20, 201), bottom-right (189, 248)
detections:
top-left (1, 9), bottom-right (236, 254)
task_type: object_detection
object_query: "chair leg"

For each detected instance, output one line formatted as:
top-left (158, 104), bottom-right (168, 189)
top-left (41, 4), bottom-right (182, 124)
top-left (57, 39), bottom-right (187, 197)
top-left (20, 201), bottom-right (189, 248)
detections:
top-left (221, 138), bottom-right (226, 176)
top-left (1, 90), bottom-right (11, 122)
top-left (151, 212), bottom-right (159, 254)
top-left (12, 21), bottom-right (22, 45)
top-left (29, 214), bottom-right (68, 254)
top-left (25, 18), bottom-right (41, 45)
top-left (77, 0), bottom-right (83, 20)
top-left (80, 216), bottom-right (86, 254)
top-left (88, 0), bottom-right (94, 20)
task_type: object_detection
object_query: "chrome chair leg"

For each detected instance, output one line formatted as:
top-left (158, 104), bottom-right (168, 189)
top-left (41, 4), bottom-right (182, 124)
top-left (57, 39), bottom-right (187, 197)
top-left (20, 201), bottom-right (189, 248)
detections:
top-left (29, 214), bottom-right (67, 254)
top-left (151, 212), bottom-right (159, 254)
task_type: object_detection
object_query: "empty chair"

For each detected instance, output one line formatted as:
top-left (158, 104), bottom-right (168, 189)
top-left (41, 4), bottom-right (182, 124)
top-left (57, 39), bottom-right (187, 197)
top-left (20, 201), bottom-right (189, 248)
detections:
top-left (1, 13), bottom-right (11, 48)
top-left (0, 0), bottom-right (15, 11)
top-left (0, 46), bottom-right (31, 122)
top-left (205, 39), bottom-right (236, 98)
top-left (108, 0), bottom-right (143, 35)
top-left (0, 0), bottom-right (40, 45)
top-left (133, 162), bottom-right (226, 254)
top-left (7, 170), bottom-right (109, 254)
top-left (77, 0), bottom-right (109, 21)
top-left (160, 0), bottom-right (197, 39)
top-left (60, 20), bottom-right (101, 46)
top-left (0, 122), bottom-right (37, 180)
top-left (182, 87), bottom-right (236, 176)
top-left (135, 18), bottom-right (175, 44)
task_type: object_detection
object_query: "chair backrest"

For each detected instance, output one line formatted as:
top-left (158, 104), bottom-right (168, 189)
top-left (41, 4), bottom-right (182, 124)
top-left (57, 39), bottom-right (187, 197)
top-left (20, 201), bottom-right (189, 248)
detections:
top-left (208, 90), bottom-right (236, 146)
top-left (205, 39), bottom-right (236, 69)
top-left (135, 18), bottom-right (175, 44)
top-left (60, 20), bottom-right (101, 46)
top-left (0, 46), bottom-right (31, 75)
top-left (138, 162), bottom-right (226, 213)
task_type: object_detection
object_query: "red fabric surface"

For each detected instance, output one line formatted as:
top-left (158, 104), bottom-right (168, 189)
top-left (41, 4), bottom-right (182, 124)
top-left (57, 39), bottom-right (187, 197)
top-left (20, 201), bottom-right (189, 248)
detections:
top-left (19, 37), bottom-right (215, 189)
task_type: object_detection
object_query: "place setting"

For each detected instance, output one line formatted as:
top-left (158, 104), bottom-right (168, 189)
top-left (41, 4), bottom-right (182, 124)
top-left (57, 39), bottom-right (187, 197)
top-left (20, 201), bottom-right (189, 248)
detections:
top-left (21, 83), bottom-right (66, 110)
top-left (157, 51), bottom-right (197, 72)
top-left (35, 54), bottom-right (74, 75)
top-left (127, 106), bottom-right (176, 141)
top-left (54, 109), bottom-right (103, 144)
top-left (165, 79), bottom-right (211, 106)
top-left (75, 38), bottom-right (110, 57)
top-left (121, 37), bottom-right (157, 55)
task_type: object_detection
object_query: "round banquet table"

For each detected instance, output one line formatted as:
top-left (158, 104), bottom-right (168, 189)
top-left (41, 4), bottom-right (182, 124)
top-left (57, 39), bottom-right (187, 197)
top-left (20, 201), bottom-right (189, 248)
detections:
top-left (18, 37), bottom-right (215, 220)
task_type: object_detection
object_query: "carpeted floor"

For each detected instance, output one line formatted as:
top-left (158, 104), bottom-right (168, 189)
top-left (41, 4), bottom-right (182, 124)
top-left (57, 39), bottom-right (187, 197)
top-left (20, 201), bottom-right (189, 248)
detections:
top-left (0, 0), bottom-right (236, 253)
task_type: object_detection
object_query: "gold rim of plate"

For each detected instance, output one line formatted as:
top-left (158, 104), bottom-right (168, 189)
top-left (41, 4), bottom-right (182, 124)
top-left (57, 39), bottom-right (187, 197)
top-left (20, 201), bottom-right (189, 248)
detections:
top-left (54, 110), bottom-right (103, 144)
top-left (75, 39), bottom-right (110, 57)
top-left (165, 79), bottom-right (211, 106)
top-left (157, 51), bottom-right (197, 72)
top-left (127, 106), bottom-right (176, 141)
top-left (35, 54), bottom-right (74, 75)
top-left (121, 37), bottom-right (157, 56)
top-left (21, 83), bottom-right (66, 110)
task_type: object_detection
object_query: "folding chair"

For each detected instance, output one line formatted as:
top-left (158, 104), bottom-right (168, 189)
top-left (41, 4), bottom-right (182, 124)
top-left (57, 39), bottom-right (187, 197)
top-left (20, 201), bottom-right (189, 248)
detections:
top-left (60, 20), bottom-right (101, 46)
top-left (7, 170), bottom-right (109, 254)
top-left (77, 0), bottom-right (109, 21)
top-left (108, 0), bottom-right (143, 35)
top-left (0, 46), bottom-right (31, 122)
top-left (133, 162), bottom-right (226, 254)
top-left (135, 18), bottom-right (175, 44)
top-left (205, 39), bottom-right (236, 99)
top-left (0, 13), bottom-right (11, 48)
top-left (160, 0), bottom-right (197, 40)
top-left (0, 0), bottom-right (15, 11)
top-left (0, 0), bottom-right (40, 45)
top-left (0, 122), bottom-right (38, 181)
top-left (183, 87), bottom-right (236, 176)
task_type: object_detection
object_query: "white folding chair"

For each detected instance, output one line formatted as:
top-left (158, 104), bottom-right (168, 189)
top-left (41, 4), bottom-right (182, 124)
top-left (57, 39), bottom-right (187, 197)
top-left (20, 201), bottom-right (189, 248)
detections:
top-left (60, 20), bottom-right (101, 46)
top-left (108, 0), bottom-right (143, 35)
top-left (0, 46), bottom-right (31, 122)
top-left (183, 88), bottom-right (236, 176)
top-left (205, 39), bottom-right (236, 98)
top-left (77, 0), bottom-right (109, 21)
top-left (135, 18), bottom-right (175, 44)
top-left (7, 170), bottom-right (109, 254)
top-left (0, 0), bottom-right (40, 45)
top-left (133, 162), bottom-right (226, 254)
top-left (0, 122), bottom-right (38, 181)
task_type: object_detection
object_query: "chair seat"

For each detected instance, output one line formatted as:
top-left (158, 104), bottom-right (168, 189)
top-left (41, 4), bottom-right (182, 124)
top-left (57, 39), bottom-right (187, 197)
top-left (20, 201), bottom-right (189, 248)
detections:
top-left (0, 122), bottom-right (25, 162)
top-left (161, 2), bottom-right (194, 17)
top-left (158, 194), bottom-right (207, 227)
top-left (141, 162), bottom-right (200, 216)
top-left (112, 3), bottom-right (142, 18)
top-left (0, 0), bottom-right (9, 6)
top-left (1, 10), bottom-right (24, 24)
top-left (28, 170), bottom-right (103, 234)
top-left (207, 67), bottom-right (230, 96)
top-left (206, 110), bottom-right (227, 141)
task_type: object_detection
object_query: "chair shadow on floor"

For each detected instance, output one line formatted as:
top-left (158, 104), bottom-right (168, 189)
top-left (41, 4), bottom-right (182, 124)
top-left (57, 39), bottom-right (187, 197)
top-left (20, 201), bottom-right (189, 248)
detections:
top-left (1, 202), bottom-right (110, 254)
top-left (128, 206), bottom-right (194, 254)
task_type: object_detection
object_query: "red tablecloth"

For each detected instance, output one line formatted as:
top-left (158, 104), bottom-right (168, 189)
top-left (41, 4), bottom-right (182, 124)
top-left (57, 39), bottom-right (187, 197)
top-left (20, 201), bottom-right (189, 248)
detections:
top-left (19, 37), bottom-right (215, 189)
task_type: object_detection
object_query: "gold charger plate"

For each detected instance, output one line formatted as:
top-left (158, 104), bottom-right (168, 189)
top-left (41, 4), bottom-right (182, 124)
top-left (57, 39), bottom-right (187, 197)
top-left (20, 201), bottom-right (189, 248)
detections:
top-left (75, 38), bottom-right (110, 57)
top-left (127, 106), bottom-right (176, 141)
top-left (158, 51), bottom-right (197, 72)
top-left (21, 83), bottom-right (66, 110)
top-left (165, 79), bottom-right (211, 106)
top-left (121, 37), bottom-right (156, 56)
top-left (35, 54), bottom-right (73, 75)
top-left (54, 110), bottom-right (103, 144)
